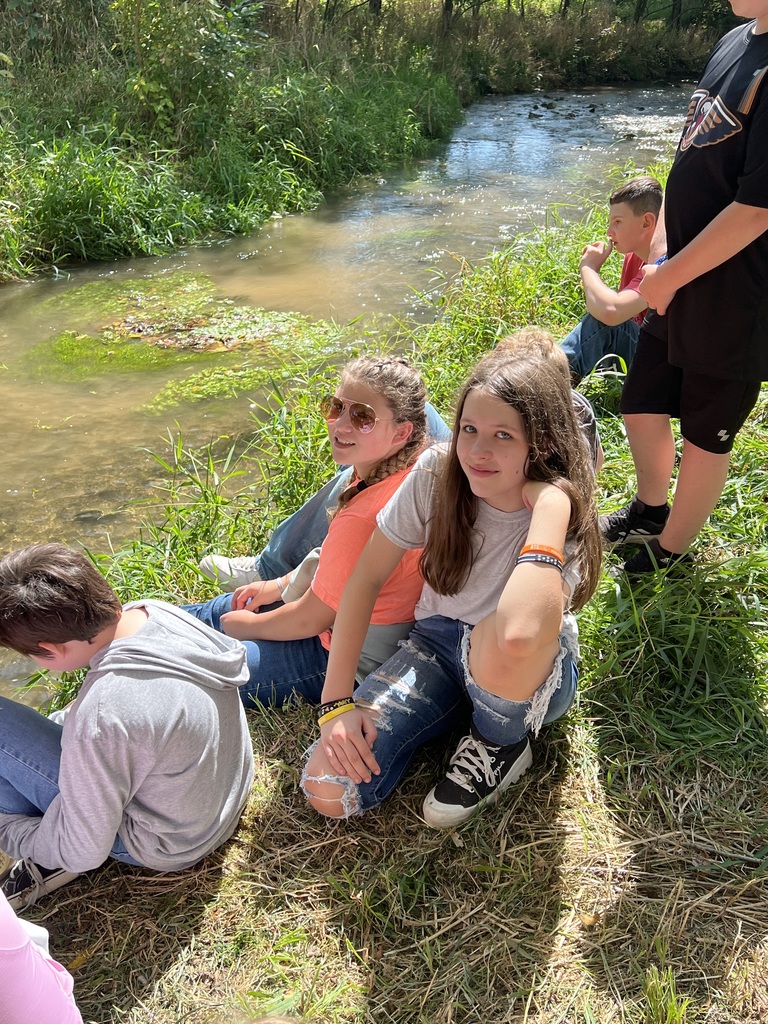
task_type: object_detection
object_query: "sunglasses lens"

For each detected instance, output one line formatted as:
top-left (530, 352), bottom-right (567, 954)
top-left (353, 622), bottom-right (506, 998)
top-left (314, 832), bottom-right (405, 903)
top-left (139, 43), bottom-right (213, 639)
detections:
top-left (349, 404), bottom-right (376, 432)
top-left (321, 396), bottom-right (344, 422)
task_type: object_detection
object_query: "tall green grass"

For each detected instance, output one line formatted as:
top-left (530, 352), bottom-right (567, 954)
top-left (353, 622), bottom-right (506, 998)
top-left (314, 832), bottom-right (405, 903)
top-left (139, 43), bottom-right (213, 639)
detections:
top-left (0, 0), bottom-right (713, 281)
top-left (20, 186), bottom-right (768, 1023)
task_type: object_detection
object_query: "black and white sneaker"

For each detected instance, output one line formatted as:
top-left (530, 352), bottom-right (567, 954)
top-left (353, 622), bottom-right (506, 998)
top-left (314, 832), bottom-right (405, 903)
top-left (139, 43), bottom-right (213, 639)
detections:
top-left (422, 728), bottom-right (532, 829)
top-left (1, 858), bottom-right (81, 911)
top-left (623, 538), bottom-right (693, 578)
top-left (599, 497), bottom-right (669, 547)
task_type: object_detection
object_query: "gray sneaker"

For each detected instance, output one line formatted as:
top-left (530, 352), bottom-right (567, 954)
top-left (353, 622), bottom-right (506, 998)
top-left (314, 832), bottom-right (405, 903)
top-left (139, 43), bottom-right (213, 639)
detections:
top-left (1, 858), bottom-right (81, 911)
top-left (198, 554), bottom-right (261, 591)
top-left (599, 498), bottom-right (669, 547)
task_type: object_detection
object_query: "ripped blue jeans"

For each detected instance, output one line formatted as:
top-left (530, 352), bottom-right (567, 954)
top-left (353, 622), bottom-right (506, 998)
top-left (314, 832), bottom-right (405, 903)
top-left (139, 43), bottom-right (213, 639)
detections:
top-left (302, 614), bottom-right (578, 816)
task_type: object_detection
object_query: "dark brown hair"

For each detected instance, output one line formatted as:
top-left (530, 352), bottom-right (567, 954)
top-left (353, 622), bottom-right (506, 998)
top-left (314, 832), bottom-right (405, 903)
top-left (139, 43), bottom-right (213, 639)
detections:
top-left (419, 348), bottom-right (602, 611)
top-left (609, 175), bottom-right (663, 217)
top-left (0, 544), bottom-right (121, 658)
top-left (330, 355), bottom-right (427, 519)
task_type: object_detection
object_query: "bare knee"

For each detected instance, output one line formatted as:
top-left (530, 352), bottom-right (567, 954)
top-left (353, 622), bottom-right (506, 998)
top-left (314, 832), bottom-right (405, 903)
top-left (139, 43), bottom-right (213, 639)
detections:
top-left (303, 777), bottom-right (349, 818)
top-left (301, 745), bottom-right (362, 819)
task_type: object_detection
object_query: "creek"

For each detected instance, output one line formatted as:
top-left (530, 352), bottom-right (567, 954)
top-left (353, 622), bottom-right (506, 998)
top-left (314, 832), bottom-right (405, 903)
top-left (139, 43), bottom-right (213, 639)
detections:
top-left (0, 84), bottom-right (685, 690)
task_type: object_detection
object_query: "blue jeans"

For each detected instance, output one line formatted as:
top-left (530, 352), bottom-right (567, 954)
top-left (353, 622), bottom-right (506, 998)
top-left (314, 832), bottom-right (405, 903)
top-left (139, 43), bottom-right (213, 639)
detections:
top-left (181, 595), bottom-right (329, 708)
top-left (256, 402), bottom-right (453, 579)
top-left (560, 313), bottom-right (640, 379)
top-left (302, 614), bottom-right (578, 814)
top-left (0, 697), bottom-right (140, 865)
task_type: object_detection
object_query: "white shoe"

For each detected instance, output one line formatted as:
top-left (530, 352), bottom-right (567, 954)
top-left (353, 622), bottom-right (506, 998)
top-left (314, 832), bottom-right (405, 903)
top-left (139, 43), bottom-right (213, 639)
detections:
top-left (2, 858), bottom-right (81, 911)
top-left (198, 554), bottom-right (261, 591)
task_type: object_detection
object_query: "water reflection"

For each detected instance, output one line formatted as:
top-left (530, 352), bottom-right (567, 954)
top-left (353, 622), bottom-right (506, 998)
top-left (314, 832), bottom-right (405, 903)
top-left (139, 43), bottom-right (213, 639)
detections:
top-left (0, 85), bottom-right (684, 556)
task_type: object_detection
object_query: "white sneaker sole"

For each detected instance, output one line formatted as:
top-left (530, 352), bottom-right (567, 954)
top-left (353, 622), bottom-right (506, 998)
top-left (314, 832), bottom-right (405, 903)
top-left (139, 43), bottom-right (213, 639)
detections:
top-left (422, 741), bottom-right (533, 829)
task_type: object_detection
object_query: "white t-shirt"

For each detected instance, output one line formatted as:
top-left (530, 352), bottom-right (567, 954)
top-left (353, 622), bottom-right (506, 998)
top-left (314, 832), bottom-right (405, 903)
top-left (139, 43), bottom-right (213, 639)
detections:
top-left (376, 445), bottom-right (580, 625)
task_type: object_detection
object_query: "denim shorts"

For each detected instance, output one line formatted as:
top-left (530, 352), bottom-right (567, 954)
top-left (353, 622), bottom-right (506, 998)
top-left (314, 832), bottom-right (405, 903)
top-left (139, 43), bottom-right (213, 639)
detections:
top-left (302, 614), bottom-right (578, 815)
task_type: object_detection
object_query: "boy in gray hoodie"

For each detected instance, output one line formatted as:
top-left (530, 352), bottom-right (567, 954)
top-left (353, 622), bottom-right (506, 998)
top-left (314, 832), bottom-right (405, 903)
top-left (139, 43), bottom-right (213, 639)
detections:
top-left (0, 544), bottom-right (254, 910)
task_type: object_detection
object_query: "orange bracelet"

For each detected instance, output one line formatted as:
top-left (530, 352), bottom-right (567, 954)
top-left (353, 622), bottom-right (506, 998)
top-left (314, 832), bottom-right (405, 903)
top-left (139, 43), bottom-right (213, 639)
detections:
top-left (520, 544), bottom-right (564, 562)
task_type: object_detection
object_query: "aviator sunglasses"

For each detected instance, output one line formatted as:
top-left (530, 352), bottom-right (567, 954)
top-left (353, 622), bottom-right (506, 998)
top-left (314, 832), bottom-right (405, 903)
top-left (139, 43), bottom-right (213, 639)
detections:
top-left (320, 395), bottom-right (391, 434)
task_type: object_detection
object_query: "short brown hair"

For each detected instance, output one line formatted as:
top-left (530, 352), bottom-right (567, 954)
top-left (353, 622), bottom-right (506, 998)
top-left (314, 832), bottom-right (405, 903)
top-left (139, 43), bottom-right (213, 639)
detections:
top-left (0, 544), bottom-right (121, 658)
top-left (609, 175), bottom-right (663, 217)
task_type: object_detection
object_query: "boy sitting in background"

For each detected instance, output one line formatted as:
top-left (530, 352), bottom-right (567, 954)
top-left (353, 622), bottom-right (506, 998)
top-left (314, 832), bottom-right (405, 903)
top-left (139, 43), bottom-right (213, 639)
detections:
top-left (561, 175), bottom-right (663, 383)
top-left (0, 544), bottom-right (254, 910)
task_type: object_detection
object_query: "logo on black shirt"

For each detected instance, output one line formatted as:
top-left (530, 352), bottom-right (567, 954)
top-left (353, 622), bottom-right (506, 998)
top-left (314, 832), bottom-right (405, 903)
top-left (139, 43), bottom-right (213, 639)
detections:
top-left (679, 89), bottom-right (742, 151)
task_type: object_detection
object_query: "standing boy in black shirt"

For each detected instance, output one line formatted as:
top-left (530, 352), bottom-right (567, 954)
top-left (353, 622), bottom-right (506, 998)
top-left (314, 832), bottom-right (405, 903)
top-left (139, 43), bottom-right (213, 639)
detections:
top-left (601, 0), bottom-right (768, 574)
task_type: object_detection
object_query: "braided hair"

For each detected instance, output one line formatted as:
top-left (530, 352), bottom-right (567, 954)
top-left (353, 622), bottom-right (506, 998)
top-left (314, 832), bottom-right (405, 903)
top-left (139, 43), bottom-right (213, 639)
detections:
top-left (329, 355), bottom-right (427, 520)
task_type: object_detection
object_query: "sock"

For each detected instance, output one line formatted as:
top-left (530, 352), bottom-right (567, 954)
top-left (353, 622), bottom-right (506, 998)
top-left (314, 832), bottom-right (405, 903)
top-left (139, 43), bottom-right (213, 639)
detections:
top-left (635, 498), bottom-right (670, 523)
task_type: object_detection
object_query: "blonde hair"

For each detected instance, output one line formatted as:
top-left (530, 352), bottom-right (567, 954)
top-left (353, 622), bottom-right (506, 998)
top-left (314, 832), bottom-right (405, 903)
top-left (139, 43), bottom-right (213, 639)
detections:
top-left (329, 355), bottom-right (427, 520)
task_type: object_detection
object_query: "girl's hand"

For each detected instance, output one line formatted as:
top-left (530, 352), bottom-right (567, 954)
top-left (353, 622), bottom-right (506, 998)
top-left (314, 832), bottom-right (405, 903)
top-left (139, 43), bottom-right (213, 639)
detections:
top-left (320, 708), bottom-right (380, 784)
top-left (231, 580), bottom-right (275, 612)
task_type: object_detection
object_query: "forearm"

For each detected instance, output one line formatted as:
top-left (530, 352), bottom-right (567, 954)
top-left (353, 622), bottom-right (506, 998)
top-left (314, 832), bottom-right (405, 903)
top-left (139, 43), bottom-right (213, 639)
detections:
top-left (581, 267), bottom-right (645, 326)
top-left (322, 578), bottom-right (379, 701)
top-left (662, 201), bottom-right (768, 291)
top-left (222, 592), bottom-right (333, 641)
top-left (495, 486), bottom-right (571, 652)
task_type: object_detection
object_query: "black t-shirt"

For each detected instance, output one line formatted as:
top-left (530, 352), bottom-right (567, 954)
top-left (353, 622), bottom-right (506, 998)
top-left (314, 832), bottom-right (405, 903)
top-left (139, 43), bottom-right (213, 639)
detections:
top-left (647, 22), bottom-right (768, 381)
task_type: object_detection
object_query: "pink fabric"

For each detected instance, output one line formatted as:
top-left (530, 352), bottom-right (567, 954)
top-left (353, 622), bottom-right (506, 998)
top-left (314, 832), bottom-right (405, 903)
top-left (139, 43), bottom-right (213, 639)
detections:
top-left (0, 892), bottom-right (83, 1024)
top-left (619, 252), bottom-right (647, 325)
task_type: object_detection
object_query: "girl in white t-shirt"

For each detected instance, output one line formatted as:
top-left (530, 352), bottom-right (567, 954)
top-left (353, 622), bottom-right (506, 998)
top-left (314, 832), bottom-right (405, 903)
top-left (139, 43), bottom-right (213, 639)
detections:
top-left (303, 344), bottom-right (602, 827)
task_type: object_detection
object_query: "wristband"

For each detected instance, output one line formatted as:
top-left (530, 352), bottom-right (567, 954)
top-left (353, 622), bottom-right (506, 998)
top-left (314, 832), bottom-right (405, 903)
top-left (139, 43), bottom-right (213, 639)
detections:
top-left (317, 703), bottom-right (356, 727)
top-left (276, 574), bottom-right (287, 596)
top-left (515, 554), bottom-right (564, 572)
top-left (319, 697), bottom-right (355, 716)
top-left (520, 544), bottom-right (564, 562)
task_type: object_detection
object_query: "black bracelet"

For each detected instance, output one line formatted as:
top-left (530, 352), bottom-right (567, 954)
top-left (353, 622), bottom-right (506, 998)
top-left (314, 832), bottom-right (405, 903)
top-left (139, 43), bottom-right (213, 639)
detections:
top-left (515, 553), bottom-right (564, 572)
top-left (318, 697), bottom-right (355, 718)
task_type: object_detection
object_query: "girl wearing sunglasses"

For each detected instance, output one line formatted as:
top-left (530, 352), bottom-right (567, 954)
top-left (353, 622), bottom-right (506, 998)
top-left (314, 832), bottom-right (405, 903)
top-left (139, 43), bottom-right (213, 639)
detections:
top-left (304, 341), bottom-right (603, 828)
top-left (182, 355), bottom-right (427, 708)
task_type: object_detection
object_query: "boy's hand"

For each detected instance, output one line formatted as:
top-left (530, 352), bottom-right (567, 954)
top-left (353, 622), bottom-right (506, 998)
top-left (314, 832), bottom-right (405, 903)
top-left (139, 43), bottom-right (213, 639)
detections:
top-left (231, 581), bottom-right (273, 611)
top-left (320, 708), bottom-right (380, 784)
top-left (639, 262), bottom-right (676, 315)
top-left (580, 240), bottom-right (613, 273)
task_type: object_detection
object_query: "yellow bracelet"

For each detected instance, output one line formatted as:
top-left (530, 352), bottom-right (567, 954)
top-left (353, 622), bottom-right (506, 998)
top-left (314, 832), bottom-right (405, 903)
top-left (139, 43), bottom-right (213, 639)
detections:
top-left (317, 703), bottom-right (356, 727)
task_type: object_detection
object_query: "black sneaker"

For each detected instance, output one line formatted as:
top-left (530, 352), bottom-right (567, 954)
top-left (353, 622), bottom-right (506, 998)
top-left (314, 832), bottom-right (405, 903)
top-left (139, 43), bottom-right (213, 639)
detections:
top-left (599, 497), bottom-right (669, 547)
top-left (1, 858), bottom-right (80, 911)
top-left (422, 728), bottom-right (532, 829)
top-left (623, 538), bottom-right (693, 578)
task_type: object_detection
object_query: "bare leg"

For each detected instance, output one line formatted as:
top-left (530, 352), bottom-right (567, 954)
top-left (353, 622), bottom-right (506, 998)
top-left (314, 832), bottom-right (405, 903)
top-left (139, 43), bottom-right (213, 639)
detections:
top-left (467, 613), bottom-right (560, 703)
top-left (624, 413), bottom-right (677, 506)
top-left (658, 440), bottom-right (731, 552)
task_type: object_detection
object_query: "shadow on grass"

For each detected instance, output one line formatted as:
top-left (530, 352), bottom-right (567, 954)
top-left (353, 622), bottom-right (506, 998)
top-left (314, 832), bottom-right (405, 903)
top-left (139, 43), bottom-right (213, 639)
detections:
top-left (578, 553), bottom-right (768, 1022)
top-left (48, 700), bottom-right (575, 1023)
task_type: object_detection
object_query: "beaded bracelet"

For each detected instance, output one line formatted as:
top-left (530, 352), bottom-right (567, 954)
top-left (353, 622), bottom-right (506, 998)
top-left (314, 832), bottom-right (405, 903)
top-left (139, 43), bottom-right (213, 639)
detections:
top-left (520, 544), bottom-right (564, 562)
top-left (515, 553), bottom-right (564, 572)
top-left (319, 697), bottom-right (355, 717)
top-left (317, 703), bottom-right (356, 727)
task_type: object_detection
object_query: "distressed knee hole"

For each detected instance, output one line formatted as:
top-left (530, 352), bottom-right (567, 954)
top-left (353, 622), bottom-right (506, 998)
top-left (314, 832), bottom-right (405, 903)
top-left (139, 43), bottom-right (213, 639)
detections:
top-left (301, 772), bottom-right (362, 819)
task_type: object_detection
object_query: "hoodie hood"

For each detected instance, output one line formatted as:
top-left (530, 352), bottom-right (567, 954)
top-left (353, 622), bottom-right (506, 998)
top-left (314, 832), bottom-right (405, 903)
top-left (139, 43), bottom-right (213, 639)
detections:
top-left (87, 599), bottom-right (248, 692)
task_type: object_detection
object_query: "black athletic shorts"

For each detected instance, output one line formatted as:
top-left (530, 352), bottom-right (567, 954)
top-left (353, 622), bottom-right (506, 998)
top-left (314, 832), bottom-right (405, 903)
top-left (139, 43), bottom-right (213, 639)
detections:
top-left (620, 329), bottom-right (762, 454)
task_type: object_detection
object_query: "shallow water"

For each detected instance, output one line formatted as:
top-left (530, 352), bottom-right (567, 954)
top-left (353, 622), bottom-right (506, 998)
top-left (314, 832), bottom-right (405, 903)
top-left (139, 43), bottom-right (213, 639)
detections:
top-left (0, 84), bottom-right (686, 692)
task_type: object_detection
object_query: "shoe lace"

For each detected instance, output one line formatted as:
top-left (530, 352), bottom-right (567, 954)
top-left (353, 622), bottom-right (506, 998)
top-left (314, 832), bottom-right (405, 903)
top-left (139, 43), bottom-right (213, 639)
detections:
top-left (445, 735), bottom-right (497, 793)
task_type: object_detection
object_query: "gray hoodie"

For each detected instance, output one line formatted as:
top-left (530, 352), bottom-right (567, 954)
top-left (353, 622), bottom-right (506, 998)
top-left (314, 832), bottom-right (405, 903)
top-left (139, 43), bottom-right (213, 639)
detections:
top-left (0, 601), bottom-right (254, 873)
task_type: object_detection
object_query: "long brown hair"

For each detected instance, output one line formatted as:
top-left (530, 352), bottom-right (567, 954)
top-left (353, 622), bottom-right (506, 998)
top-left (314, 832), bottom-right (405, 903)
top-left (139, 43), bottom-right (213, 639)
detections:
top-left (329, 355), bottom-right (427, 520)
top-left (419, 348), bottom-right (602, 611)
